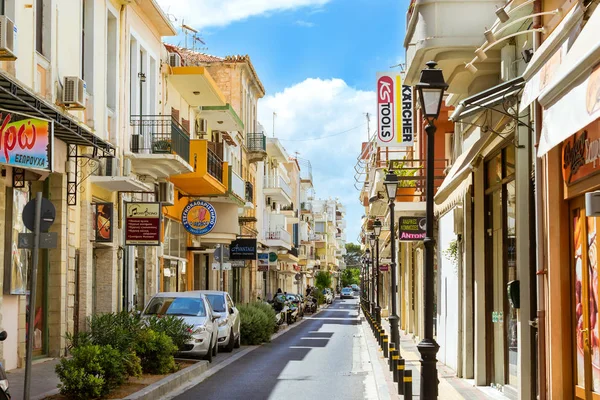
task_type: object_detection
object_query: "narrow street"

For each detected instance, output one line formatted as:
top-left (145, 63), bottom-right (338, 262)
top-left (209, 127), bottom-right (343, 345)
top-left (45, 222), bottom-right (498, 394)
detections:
top-left (173, 298), bottom-right (381, 400)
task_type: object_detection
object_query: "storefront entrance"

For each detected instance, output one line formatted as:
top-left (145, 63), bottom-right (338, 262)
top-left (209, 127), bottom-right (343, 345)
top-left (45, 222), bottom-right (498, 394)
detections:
top-left (571, 197), bottom-right (600, 399)
top-left (484, 146), bottom-right (518, 393)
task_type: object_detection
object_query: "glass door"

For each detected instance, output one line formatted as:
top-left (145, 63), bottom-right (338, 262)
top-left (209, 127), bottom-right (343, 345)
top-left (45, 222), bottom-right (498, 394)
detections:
top-left (571, 199), bottom-right (600, 399)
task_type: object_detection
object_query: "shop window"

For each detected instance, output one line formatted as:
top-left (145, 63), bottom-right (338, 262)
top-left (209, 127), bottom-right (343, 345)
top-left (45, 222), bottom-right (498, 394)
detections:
top-left (5, 188), bottom-right (31, 294)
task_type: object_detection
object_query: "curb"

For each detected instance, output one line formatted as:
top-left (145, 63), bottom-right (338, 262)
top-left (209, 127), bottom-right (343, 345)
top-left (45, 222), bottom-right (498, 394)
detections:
top-left (121, 360), bottom-right (209, 400)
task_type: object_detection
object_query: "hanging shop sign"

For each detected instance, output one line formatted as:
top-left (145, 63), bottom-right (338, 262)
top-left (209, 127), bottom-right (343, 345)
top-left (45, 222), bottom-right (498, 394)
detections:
top-left (379, 265), bottom-right (389, 272)
top-left (125, 202), bottom-right (161, 246)
top-left (562, 121), bottom-right (600, 185)
top-left (229, 238), bottom-right (257, 260)
top-left (258, 253), bottom-right (269, 271)
top-left (182, 200), bottom-right (217, 235)
top-left (0, 111), bottom-right (53, 171)
top-left (94, 203), bottom-right (113, 243)
top-left (398, 216), bottom-right (426, 241)
top-left (376, 72), bottom-right (413, 147)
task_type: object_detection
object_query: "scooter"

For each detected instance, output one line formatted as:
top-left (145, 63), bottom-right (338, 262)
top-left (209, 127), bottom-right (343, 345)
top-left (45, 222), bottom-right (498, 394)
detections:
top-left (0, 330), bottom-right (10, 400)
top-left (287, 301), bottom-right (299, 324)
top-left (275, 302), bottom-right (289, 326)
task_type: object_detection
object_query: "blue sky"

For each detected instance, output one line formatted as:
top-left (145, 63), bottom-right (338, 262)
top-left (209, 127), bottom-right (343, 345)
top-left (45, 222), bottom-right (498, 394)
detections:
top-left (158, 0), bottom-right (409, 244)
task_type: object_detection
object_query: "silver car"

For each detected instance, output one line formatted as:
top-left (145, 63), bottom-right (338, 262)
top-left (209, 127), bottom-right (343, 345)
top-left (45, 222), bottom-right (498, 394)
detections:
top-left (196, 291), bottom-right (241, 352)
top-left (142, 292), bottom-right (220, 362)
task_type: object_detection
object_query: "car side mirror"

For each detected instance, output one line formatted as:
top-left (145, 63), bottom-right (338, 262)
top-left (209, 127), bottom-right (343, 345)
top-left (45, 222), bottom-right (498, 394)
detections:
top-left (212, 315), bottom-right (219, 322)
top-left (229, 307), bottom-right (235, 315)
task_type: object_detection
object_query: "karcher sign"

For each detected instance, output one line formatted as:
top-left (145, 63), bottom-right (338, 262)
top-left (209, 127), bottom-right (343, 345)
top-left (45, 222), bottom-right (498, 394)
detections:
top-left (376, 72), bottom-right (413, 147)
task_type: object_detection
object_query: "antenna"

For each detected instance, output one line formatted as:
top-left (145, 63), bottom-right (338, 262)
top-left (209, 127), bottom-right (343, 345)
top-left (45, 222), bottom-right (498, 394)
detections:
top-left (364, 113), bottom-right (371, 140)
top-left (389, 63), bottom-right (406, 72)
top-left (272, 112), bottom-right (277, 138)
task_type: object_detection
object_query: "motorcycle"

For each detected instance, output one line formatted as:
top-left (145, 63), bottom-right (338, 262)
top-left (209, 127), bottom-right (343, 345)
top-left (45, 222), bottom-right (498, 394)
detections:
top-left (286, 301), bottom-right (298, 324)
top-left (0, 330), bottom-right (10, 400)
top-left (305, 294), bottom-right (318, 314)
top-left (270, 294), bottom-right (289, 326)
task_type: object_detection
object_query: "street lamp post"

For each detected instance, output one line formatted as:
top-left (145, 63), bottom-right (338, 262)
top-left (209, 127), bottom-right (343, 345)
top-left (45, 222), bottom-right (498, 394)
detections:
top-left (415, 60), bottom-right (448, 400)
top-left (364, 250), bottom-right (371, 307)
top-left (369, 234), bottom-right (376, 315)
top-left (373, 220), bottom-right (382, 324)
top-left (383, 173), bottom-right (400, 353)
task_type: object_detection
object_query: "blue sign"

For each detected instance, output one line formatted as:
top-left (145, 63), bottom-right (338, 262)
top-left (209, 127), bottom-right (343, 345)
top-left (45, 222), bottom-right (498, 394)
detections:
top-left (182, 200), bottom-right (217, 235)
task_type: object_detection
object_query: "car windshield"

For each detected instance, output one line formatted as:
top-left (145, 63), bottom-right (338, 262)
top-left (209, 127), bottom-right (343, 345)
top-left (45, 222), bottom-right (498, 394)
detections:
top-left (342, 288), bottom-right (352, 293)
top-left (144, 297), bottom-right (206, 317)
top-left (206, 294), bottom-right (226, 312)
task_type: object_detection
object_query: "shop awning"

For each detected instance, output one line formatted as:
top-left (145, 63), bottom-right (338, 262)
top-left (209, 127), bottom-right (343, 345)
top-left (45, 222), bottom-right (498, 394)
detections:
top-left (519, 3), bottom-right (584, 112)
top-left (90, 176), bottom-right (153, 192)
top-left (434, 122), bottom-right (507, 216)
top-left (537, 5), bottom-right (600, 156)
top-left (0, 70), bottom-right (114, 156)
top-left (450, 77), bottom-right (525, 122)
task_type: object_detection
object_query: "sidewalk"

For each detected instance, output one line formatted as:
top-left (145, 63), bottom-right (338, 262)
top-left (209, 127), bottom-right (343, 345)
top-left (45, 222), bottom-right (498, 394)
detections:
top-left (6, 358), bottom-right (61, 400)
top-left (372, 318), bottom-right (503, 399)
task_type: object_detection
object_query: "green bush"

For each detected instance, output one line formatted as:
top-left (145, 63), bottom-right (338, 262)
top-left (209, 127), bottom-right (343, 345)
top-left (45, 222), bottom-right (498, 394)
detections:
top-left (145, 315), bottom-right (193, 351)
top-left (249, 302), bottom-right (278, 335)
top-left (134, 329), bottom-right (178, 374)
top-left (238, 304), bottom-right (273, 345)
top-left (55, 344), bottom-right (128, 399)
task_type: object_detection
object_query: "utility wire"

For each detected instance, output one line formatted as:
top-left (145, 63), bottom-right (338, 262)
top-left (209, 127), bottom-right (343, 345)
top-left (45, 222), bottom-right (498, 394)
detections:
top-left (277, 123), bottom-right (366, 142)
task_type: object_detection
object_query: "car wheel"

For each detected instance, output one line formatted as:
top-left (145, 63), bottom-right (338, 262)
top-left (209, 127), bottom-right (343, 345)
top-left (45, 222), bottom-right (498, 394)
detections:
top-left (204, 338), bottom-right (213, 363)
top-left (212, 337), bottom-right (218, 357)
top-left (225, 329), bottom-right (235, 352)
top-left (234, 332), bottom-right (241, 348)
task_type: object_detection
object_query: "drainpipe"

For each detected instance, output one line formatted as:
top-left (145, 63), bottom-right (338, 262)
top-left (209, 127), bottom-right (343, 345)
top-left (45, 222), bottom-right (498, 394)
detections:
top-left (532, 0), bottom-right (547, 398)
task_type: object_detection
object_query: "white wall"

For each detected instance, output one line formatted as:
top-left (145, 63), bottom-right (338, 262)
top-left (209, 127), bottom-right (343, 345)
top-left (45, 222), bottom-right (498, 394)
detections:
top-left (437, 210), bottom-right (459, 371)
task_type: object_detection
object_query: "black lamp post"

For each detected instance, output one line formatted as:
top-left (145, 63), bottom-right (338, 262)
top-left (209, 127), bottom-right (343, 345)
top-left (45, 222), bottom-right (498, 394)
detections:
top-left (364, 249), bottom-right (371, 307)
top-left (369, 233), bottom-right (376, 314)
top-left (383, 172), bottom-right (400, 352)
top-left (373, 220), bottom-right (382, 324)
top-left (415, 60), bottom-right (448, 400)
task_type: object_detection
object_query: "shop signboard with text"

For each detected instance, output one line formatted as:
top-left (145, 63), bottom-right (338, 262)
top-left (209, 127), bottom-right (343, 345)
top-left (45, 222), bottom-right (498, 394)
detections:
top-left (398, 216), bottom-right (426, 241)
top-left (376, 72), bottom-right (413, 147)
top-left (258, 253), bottom-right (269, 271)
top-left (562, 119), bottom-right (600, 185)
top-left (0, 111), bottom-right (53, 171)
top-left (182, 200), bottom-right (217, 235)
top-left (125, 202), bottom-right (161, 246)
top-left (230, 238), bottom-right (257, 260)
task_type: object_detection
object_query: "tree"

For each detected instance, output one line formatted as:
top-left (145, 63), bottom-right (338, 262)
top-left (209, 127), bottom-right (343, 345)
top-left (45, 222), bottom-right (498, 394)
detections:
top-left (340, 268), bottom-right (361, 287)
top-left (343, 243), bottom-right (364, 268)
top-left (314, 271), bottom-right (332, 289)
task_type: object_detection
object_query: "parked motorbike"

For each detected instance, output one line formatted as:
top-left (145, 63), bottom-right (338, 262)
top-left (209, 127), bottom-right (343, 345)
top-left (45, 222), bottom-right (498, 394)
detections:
top-left (0, 330), bottom-right (10, 400)
top-left (286, 301), bottom-right (298, 324)
top-left (271, 294), bottom-right (289, 326)
top-left (305, 295), bottom-right (318, 314)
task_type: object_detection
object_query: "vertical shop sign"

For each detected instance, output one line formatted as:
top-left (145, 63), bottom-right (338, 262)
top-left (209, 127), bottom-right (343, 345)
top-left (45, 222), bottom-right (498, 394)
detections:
top-left (125, 202), bottom-right (161, 246)
top-left (376, 72), bottom-right (413, 147)
top-left (94, 203), bottom-right (113, 243)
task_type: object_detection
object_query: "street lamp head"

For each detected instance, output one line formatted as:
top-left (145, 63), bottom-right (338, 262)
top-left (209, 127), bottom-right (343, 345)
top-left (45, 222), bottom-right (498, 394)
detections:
top-left (373, 219), bottom-right (382, 237)
top-left (415, 61), bottom-right (448, 120)
top-left (369, 233), bottom-right (376, 248)
top-left (384, 173), bottom-right (399, 201)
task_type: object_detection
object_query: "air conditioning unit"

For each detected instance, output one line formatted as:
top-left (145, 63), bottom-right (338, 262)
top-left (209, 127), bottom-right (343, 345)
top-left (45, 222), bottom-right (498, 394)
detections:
top-left (62, 76), bottom-right (86, 109)
top-left (195, 118), bottom-right (207, 138)
top-left (158, 181), bottom-right (175, 206)
top-left (104, 157), bottom-right (119, 177)
top-left (0, 16), bottom-right (16, 60)
top-left (169, 52), bottom-right (182, 67)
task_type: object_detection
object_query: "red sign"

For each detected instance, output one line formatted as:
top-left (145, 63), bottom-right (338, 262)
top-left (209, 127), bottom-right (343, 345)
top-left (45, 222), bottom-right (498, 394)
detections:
top-left (125, 202), bottom-right (161, 246)
top-left (379, 265), bottom-right (389, 272)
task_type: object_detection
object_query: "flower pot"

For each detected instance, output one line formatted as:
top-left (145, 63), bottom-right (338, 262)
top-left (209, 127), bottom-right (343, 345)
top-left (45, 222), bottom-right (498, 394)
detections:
top-left (395, 187), bottom-right (416, 201)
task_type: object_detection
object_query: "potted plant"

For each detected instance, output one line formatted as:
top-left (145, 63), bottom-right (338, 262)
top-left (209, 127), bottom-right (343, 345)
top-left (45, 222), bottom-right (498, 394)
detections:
top-left (385, 161), bottom-right (421, 200)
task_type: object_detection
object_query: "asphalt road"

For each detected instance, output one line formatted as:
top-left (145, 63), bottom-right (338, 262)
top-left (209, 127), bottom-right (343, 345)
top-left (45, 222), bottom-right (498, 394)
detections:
top-left (173, 297), bottom-right (379, 400)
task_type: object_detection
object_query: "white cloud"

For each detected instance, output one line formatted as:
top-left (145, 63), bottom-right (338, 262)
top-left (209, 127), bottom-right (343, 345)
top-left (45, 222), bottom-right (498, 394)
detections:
top-left (295, 20), bottom-right (316, 28)
top-left (157, 0), bottom-right (330, 29)
top-left (258, 78), bottom-right (375, 244)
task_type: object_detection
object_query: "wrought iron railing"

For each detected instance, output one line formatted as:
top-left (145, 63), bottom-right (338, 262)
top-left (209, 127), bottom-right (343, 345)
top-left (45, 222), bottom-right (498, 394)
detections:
top-left (247, 133), bottom-right (266, 152)
top-left (265, 229), bottom-right (292, 244)
top-left (130, 115), bottom-right (190, 161)
top-left (207, 148), bottom-right (223, 182)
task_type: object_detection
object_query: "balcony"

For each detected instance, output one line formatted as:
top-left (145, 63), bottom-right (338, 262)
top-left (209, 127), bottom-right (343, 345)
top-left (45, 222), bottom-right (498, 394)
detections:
top-left (300, 202), bottom-right (313, 214)
top-left (199, 104), bottom-right (244, 132)
top-left (264, 176), bottom-right (293, 206)
top-left (127, 115), bottom-right (193, 179)
top-left (309, 233), bottom-right (324, 242)
top-left (168, 66), bottom-right (226, 107)
top-left (246, 133), bottom-right (267, 163)
top-left (228, 166), bottom-right (246, 204)
top-left (264, 228), bottom-right (292, 250)
top-left (403, 0), bottom-right (501, 94)
top-left (170, 140), bottom-right (229, 196)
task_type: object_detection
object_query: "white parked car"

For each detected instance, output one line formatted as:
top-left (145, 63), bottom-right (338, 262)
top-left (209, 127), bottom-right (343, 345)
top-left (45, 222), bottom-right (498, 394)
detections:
top-left (142, 292), bottom-right (220, 362)
top-left (196, 290), bottom-right (241, 352)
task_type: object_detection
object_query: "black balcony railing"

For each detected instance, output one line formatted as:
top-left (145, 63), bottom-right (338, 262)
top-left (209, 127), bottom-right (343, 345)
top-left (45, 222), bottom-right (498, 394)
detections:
top-left (245, 181), bottom-right (254, 203)
top-left (207, 148), bottom-right (223, 182)
top-left (130, 115), bottom-right (190, 161)
top-left (247, 133), bottom-right (266, 152)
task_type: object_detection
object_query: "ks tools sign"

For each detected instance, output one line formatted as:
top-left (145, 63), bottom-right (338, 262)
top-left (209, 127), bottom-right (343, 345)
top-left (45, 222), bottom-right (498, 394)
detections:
top-left (376, 72), bottom-right (413, 147)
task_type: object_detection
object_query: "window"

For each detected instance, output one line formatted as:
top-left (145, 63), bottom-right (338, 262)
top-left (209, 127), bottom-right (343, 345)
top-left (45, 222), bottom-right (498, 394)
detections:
top-left (106, 9), bottom-right (118, 110)
top-left (82, 0), bottom-right (94, 92)
top-left (144, 296), bottom-right (206, 317)
top-left (206, 294), bottom-right (226, 313)
top-left (35, 0), bottom-right (50, 57)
